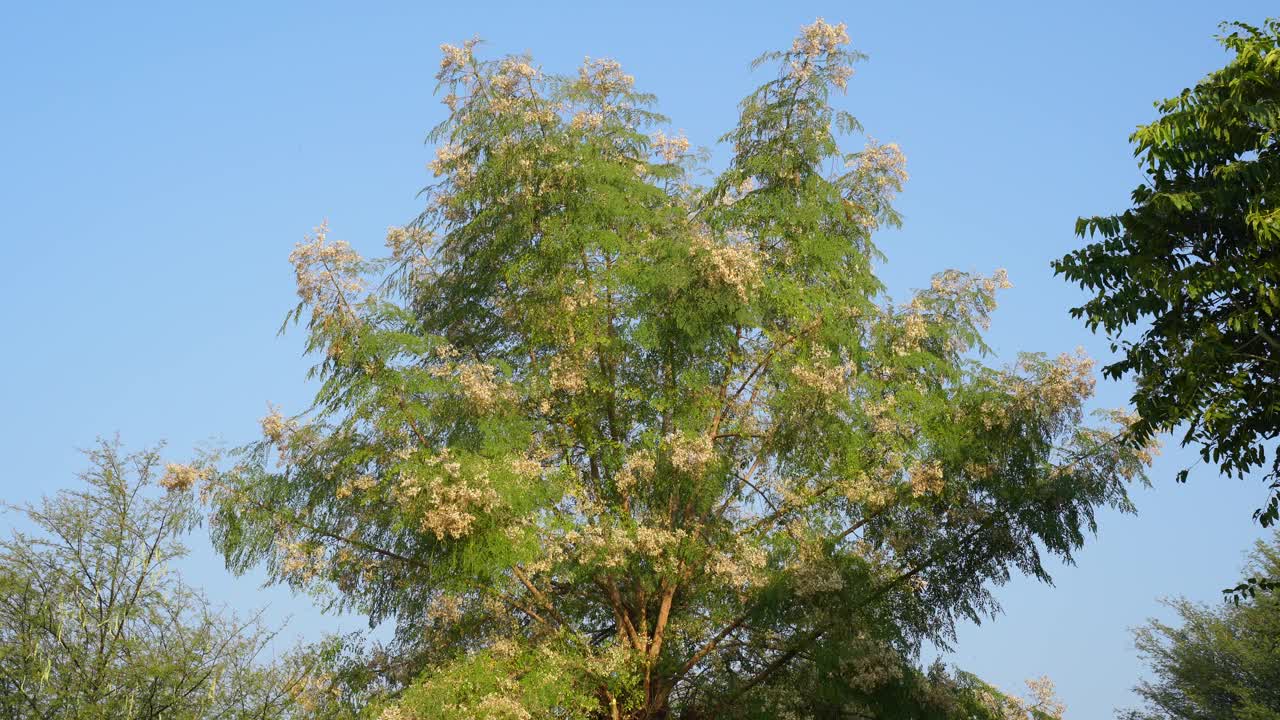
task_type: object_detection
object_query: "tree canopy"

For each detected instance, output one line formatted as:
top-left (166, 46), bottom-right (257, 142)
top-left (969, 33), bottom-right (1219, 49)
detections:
top-left (1054, 19), bottom-right (1280, 529)
top-left (0, 440), bottom-right (323, 719)
top-left (203, 19), bottom-right (1150, 719)
top-left (1122, 533), bottom-right (1280, 720)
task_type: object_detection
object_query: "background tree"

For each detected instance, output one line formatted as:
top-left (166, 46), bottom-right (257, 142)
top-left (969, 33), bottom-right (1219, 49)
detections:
top-left (1121, 533), bottom-right (1280, 719)
top-left (208, 20), bottom-right (1152, 719)
top-left (0, 439), bottom-right (325, 719)
top-left (1054, 19), bottom-right (1280, 532)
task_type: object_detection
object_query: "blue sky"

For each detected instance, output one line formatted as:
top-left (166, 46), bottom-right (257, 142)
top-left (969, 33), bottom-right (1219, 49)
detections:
top-left (1, 1), bottom-right (1275, 716)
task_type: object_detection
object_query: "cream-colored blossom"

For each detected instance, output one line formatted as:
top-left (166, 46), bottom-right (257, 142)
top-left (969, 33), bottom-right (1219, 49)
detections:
top-left (840, 470), bottom-right (896, 511)
top-left (791, 346), bottom-right (856, 395)
top-left (793, 551), bottom-right (845, 595)
top-left (1025, 676), bottom-right (1066, 719)
top-left (378, 706), bottom-right (411, 720)
top-left (856, 138), bottom-right (909, 188)
top-left (429, 143), bottom-right (465, 177)
top-left (335, 474), bottom-right (375, 500)
top-left (615, 450), bottom-right (656, 493)
top-left (549, 355), bottom-right (587, 394)
top-left (289, 223), bottom-right (364, 315)
top-left (652, 130), bottom-right (691, 163)
top-left (490, 637), bottom-right (519, 660)
top-left (982, 267), bottom-right (1014, 294)
top-left (571, 110), bottom-right (604, 130)
top-left (509, 453), bottom-right (543, 480)
top-left (690, 229), bottom-right (761, 302)
top-left (831, 63), bottom-right (854, 90)
top-left (1016, 347), bottom-right (1096, 414)
top-left (501, 58), bottom-right (538, 80)
top-left (865, 394), bottom-right (901, 436)
top-left (709, 537), bottom-right (768, 589)
top-left (260, 403), bottom-right (295, 445)
top-left (979, 675), bottom-right (1066, 720)
top-left (159, 463), bottom-right (204, 493)
top-left (385, 225), bottom-right (432, 260)
top-left (667, 432), bottom-right (714, 476)
top-left (908, 461), bottom-right (944, 498)
top-left (894, 312), bottom-right (927, 355)
top-left (456, 361), bottom-right (504, 411)
top-left (277, 533), bottom-right (326, 585)
top-left (475, 693), bottom-right (533, 720)
top-left (792, 18), bottom-right (851, 57)
top-left (578, 56), bottom-right (634, 94)
top-left (393, 454), bottom-right (500, 540)
top-left (427, 593), bottom-right (464, 625)
top-left (438, 40), bottom-right (476, 73)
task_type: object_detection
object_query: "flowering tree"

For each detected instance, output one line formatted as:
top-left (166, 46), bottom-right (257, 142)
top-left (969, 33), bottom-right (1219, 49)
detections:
top-left (206, 20), bottom-right (1149, 719)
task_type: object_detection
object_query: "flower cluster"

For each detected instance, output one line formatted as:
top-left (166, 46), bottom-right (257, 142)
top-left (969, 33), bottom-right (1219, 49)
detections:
top-left (571, 111), bottom-right (604, 130)
top-left (614, 450), bottom-right (656, 494)
top-left (789, 18), bottom-right (854, 87)
top-left (394, 451), bottom-right (501, 540)
top-left (921, 268), bottom-right (1012, 332)
top-left (578, 56), bottom-right (634, 94)
top-left (427, 593), bottom-right (465, 626)
top-left (438, 39), bottom-right (478, 75)
top-left (570, 523), bottom-right (687, 574)
top-left (492, 57), bottom-right (538, 94)
top-left (260, 403), bottom-right (295, 445)
top-left (666, 432), bottom-right (715, 477)
top-left (984, 268), bottom-right (1013, 294)
top-left (159, 463), bottom-right (205, 493)
top-left (276, 531), bottom-right (327, 585)
top-left (549, 355), bottom-right (588, 394)
top-left (289, 223), bottom-right (364, 320)
top-left (288, 670), bottom-right (339, 713)
top-left (864, 394), bottom-right (903, 437)
top-left (792, 18), bottom-right (851, 57)
top-left (892, 312), bottom-right (928, 355)
top-left (386, 225), bottom-right (433, 261)
top-left (456, 362), bottom-right (505, 411)
top-left (1021, 348), bottom-right (1096, 415)
top-left (335, 474), bottom-right (377, 500)
top-left (690, 230), bottom-right (761, 303)
top-left (979, 676), bottom-right (1066, 720)
top-left (838, 469), bottom-right (898, 511)
top-left (430, 143), bottom-right (467, 177)
top-left (708, 537), bottom-right (768, 590)
top-left (790, 346), bottom-right (856, 396)
top-left (378, 707), bottom-right (413, 720)
top-left (908, 461), bottom-right (944, 497)
top-left (792, 546), bottom-right (846, 595)
top-left (854, 139), bottom-right (908, 191)
top-left (652, 130), bottom-right (691, 164)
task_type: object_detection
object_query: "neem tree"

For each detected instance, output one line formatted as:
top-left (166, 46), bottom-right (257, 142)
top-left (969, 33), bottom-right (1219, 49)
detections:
top-left (203, 20), bottom-right (1149, 719)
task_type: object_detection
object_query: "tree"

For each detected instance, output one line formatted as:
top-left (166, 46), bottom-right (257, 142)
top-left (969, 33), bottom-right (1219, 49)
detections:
top-left (207, 20), bottom-right (1151, 719)
top-left (0, 440), bottom-right (323, 719)
top-left (1121, 533), bottom-right (1280, 719)
top-left (1053, 19), bottom-right (1280, 530)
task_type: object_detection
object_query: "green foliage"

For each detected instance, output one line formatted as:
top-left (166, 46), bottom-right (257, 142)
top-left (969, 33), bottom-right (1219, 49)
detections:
top-left (1054, 18), bottom-right (1280, 529)
top-left (208, 20), bottom-right (1150, 719)
top-left (0, 439), bottom-right (326, 719)
top-left (1122, 533), bottom-right (1280, 719)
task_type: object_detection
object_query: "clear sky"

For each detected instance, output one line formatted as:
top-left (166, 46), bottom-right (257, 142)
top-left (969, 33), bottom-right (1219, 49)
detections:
top-left (1, 1), bottom-right (1275, 717)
